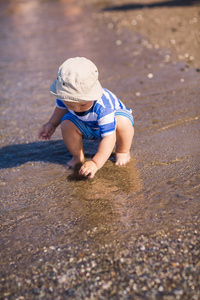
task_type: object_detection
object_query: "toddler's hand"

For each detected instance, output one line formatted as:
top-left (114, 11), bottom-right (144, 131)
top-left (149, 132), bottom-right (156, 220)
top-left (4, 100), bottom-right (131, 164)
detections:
top-left (79, 161), bottom-right (98, 179)
top-left (38, 122), bottom-right (56, 140)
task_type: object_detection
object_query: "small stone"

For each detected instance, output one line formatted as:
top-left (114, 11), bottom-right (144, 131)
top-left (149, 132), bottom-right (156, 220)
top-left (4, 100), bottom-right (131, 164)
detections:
top-left (135, 92), bottom-right (141, 96)
top-left (165, 55), bottom-right (170, 62)
top-left (58, 275), bottom-right (68, 284)
top-left (131, 20), bottom-right (137, 25)
top-left (116, 40), bottom-right (122, 46)
top-left (133, 283), bottom-right (137, 291)
top-left (49, 246), bottom-right (55, 250)
top-left (147, 73), bottom-right (153, 79)
top-left (158, 285), bottom-right (164, 292)
top-left (91, 261), bottom-right (97, 268)
top-left (110, 271), bottom-right (115, 277)
top-left (102, 281), bottom-right (112, 289)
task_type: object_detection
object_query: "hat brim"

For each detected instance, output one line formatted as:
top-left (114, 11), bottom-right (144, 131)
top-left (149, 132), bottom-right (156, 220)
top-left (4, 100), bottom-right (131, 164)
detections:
top-left (49, 80), bottom-right (57, 97)
top-left (49, 79), bottom-right (103, 102)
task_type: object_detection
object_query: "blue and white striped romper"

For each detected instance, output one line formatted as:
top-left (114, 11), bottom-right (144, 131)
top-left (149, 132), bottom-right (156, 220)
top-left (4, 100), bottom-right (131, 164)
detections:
top-left (57, 88), bottom-right (134, 140)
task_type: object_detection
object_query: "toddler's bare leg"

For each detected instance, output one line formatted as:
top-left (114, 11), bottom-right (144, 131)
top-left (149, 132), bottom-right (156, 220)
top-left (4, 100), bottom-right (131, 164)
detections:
top-left (61, 120), bottom-right (85, 168)
top-left (115, 116), bottom-right (134, 165)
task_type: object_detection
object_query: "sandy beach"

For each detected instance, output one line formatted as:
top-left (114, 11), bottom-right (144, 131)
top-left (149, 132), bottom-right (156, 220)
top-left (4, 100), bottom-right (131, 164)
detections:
top-left (0, 0), bottom-right (200, 299)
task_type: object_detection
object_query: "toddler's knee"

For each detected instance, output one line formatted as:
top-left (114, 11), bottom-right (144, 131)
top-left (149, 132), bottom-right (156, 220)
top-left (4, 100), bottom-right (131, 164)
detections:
top-left (61, 120), bottom-right (82, 136)
top-left (116, 116), bottom-right (133, 130)
top-left (61, 119), bottom-right (71, 131)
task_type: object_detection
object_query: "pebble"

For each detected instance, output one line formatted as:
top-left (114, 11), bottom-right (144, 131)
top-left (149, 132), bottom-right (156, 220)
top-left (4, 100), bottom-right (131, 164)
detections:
top-left (116, 39), bottom-right (122, 46)
top-left (165, 55), bottom-right (171, 62)
top-left (49, 246), bottom-right (56, 250)
top-left (102, 281), bottom-right (112, 289)
top-left (131, 19), bottom-right (137, 25)
top-left (135, 92), bottom-right (141, 96)
top-left (147, 73), bottom-right (154, 78)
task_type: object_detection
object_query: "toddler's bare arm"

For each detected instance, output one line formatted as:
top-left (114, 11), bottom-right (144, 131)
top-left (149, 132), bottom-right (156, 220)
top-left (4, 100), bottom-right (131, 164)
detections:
top-left (38, 107), bottom-right (68, 140)
top-left (79, 132), bottom-right (116, 178)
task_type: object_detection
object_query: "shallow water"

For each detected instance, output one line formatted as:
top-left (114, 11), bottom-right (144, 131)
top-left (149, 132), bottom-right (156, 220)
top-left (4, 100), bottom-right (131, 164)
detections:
top-left (0, 0), bottom-right (200, 292)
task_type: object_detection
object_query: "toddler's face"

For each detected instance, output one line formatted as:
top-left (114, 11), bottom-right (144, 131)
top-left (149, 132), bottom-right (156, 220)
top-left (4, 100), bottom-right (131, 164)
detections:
top-left (64, 101), bottom-right (94, 113)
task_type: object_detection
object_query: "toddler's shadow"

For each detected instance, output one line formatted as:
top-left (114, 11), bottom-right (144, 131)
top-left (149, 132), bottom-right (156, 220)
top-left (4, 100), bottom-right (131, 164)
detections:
top-left (0, 139), bottom-right (100, 170)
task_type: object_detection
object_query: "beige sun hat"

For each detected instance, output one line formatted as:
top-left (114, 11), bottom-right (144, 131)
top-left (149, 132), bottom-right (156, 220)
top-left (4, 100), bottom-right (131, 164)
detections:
top-left (49, 57), bottom-right (103, 102)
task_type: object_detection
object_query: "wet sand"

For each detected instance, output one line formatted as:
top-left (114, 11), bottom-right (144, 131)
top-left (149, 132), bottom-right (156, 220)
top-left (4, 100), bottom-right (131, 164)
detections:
top-left (0, 0), bottom-right (200, 299)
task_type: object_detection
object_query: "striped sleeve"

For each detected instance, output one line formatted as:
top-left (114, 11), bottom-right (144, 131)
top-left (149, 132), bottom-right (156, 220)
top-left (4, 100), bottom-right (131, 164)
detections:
top-left (97, 107), bottom-right (116, 137)
top-left (56, 98), bottom-right (67, 109)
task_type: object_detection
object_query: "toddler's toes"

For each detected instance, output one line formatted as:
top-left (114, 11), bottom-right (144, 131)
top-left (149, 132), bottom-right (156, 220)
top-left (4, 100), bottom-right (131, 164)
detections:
top-left (115, 152), bottom-right (131, 166)
top-left (66, 157), bottom-right (85, 169)
top-left (66, 160), bottom-right (76, 169)
top-left (116, 161), bottom-right (126, 166)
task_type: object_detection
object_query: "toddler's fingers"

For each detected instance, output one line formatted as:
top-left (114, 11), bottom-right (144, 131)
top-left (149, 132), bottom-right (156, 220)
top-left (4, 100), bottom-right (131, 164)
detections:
top-left (79, 166), bottom-right (88, 177)
top-left (87, 171), bottom-right (95, 179)
top-left (38, 130), bottom-right (43, 139)
top-left (39, 132), bottom-right (49, 140)
top-left (79, 166), bottom-right (95, 178)
top-left (38, 127), bottom-right (47, 139)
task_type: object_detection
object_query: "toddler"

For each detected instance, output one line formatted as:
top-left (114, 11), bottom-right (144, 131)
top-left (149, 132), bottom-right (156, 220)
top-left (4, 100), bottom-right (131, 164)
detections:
top-left (38, 57), bottom-right (134, 178)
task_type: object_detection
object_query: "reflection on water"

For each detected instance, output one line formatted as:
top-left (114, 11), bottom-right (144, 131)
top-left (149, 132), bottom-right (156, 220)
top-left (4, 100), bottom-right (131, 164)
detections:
top-left (67, 159), bottom-right (144, 241)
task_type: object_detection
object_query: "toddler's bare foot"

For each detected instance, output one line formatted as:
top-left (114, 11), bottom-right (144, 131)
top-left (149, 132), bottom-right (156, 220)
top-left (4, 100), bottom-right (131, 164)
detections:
top-left (66, 156), bottom-right (85, 169)
top-left (115, 152), bottom-right (131, 166)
